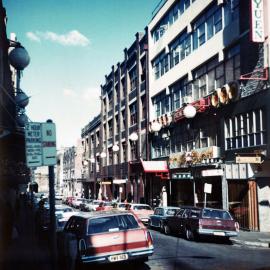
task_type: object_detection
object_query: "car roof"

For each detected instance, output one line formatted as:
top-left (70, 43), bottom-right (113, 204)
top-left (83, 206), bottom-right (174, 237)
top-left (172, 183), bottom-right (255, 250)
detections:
top-left (155, 206), bottom-right (180, 209)
top-left (72, 209), bottom-right (134, 219)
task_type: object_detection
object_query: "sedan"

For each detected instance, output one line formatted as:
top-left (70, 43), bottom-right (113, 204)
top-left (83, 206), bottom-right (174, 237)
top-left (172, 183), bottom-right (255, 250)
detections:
top-left (149, 206), bottom-right (180, 230)
top-left (58, 210), bottom-right (154, 267)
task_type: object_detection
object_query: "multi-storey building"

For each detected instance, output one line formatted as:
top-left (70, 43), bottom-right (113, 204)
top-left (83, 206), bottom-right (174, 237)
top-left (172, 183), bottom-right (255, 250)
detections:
top-left (99, 32), bottom-right (154, 203)
top-left (63, 146), bottom-right (76, 197)
top-left (148, 0), bottom-right (270, 231)
top-left (81, 114), bottom-right (101, 199)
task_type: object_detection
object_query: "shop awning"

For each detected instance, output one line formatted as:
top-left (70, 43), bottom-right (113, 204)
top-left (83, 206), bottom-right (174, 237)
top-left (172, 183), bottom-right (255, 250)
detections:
top-left (140, 159), bottom-right (169, 173)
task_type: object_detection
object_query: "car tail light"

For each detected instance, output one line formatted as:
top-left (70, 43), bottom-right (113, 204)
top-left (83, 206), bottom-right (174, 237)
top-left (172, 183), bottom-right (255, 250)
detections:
top-left (235, 222), bottom-right (240, 232)
top-left (199, 219), bottom-right (202, 229)
top-left (145, 230), bottom-right (153, 247)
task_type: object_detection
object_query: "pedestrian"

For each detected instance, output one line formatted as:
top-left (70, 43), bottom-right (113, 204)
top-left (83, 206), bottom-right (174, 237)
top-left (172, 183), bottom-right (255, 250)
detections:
top-left (96, 202), bottom-right (105, 211)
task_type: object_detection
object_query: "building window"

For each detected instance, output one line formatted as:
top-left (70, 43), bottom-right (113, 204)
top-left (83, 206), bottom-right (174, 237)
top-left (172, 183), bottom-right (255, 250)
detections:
top-left (109, 148), bottom-right (113, 165)
top-left (152, 91), bottom-right (170, 118)
top-left (141, 96), bottom-right (146, 120)
top-left (115, 115), bottom-right (119, 134)
top-left (130, 142), bottom-right (137, 160)
top-left (108, 92), bottom-right (113, 111)
top-left (225, 109), bottom-right (266, 150)
top-left (108, 120), bottom-right (113, 138)
top-left (129, 67), bottom-right (137, 91)
top-left (152, 52), bottom-right (169, 80)
top-left (193, 5), bottom-right (223, 50)
top-left (122, 143), bottom-right (127, 162)
top-left (121, 110), bottom-right (126, 131)
top-left (129, 103), bottom-right (137, 125)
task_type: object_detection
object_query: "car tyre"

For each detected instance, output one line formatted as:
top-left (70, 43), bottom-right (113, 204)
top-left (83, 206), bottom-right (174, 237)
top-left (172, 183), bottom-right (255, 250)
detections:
top-left (185, 228), bottom-right (195, 241)
top-left (164, 224), bottom-right (170, 235)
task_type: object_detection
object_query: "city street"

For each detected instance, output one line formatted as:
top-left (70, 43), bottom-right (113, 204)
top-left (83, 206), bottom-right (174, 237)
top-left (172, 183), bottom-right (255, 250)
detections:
top-left (89, 229), bottom-right (270, 270)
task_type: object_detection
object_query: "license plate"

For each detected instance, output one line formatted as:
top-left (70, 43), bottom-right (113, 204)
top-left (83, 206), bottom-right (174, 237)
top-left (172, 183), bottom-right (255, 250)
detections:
top-left (109, 254), bottom-right (128, 262)
top-left (214, 231), bottom-right (225, 236)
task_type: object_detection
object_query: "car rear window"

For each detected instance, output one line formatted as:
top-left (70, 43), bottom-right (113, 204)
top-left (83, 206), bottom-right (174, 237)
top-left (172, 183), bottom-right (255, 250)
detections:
top-left (88, 214), bottom-right (139, 234)
top-left (166, 209), bottom-right (177, 216)
top-left (202, 209), bottom-right (232, 220)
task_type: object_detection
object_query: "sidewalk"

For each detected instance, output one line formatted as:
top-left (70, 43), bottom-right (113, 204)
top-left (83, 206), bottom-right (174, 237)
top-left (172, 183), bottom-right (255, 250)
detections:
top-left (231, 230), bottom-right (270, 248)
top-left (1, 200), bottom-right (52, 270)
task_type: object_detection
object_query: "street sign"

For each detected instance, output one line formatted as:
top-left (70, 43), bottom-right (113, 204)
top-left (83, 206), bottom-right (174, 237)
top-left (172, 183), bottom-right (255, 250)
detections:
top-left (42, 122), bottom-right (57, 166)
top-left (25, 122), bottom-right (57, 167)
top-left (201, 169), bottom-right (223, 177)
top-left (204, 183), bottom-right (212, 194)
top-left (25, 122), bottom-right (42, 167)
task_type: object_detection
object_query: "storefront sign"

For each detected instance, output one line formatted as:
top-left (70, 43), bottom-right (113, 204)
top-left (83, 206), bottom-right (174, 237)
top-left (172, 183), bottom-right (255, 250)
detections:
top-left (250, 0), bottom-right (265, 42)
top-left (201, 169), bottom-right (223, 177)
top-left (113, 179), bottom-right (127, 184)
top-left (236, 156), bottom-right (261, 164)
top-left (172, 173), bottom-right (193, 180)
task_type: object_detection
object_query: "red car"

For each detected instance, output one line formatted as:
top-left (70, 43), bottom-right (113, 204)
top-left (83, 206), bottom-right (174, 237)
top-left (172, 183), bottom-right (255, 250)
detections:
top-left (58, 210), bottom-right (154, 267)
top-left (163, 207), bottom-right (239, 241)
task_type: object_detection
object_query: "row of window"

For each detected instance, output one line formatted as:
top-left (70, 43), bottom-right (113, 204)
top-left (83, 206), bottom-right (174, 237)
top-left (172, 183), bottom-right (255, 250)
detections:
top-left (151, 109), bottom-right (266, 159)
top-left (152, 0), bottom-right (196, 43)
top-left (153, 45), bottom-right (240, 117)
top-left (225, 109), bottom-right (266, 150)
top-left (153, 4), bottom-right (224, 80)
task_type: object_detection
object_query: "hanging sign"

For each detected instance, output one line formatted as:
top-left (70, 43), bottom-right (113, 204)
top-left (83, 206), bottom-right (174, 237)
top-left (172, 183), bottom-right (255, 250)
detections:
top-left (250, 0), bottom-right (265, 42)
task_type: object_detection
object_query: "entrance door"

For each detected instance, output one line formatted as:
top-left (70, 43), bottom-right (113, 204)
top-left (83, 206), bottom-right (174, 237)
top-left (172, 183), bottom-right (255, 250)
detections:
top-left (228, 180), bottom-right (258, 230)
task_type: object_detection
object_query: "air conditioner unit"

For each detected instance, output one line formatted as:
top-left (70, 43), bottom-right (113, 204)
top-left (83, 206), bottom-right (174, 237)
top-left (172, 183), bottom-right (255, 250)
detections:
top-left (182, 96), bottom-right (193, 104)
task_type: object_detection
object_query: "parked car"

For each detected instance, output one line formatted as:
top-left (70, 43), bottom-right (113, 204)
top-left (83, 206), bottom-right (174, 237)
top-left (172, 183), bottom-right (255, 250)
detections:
top-left (71, 198), bottom-right (88, 209)
top-left (79, 199), bottom-right (93, 211)
top-left (55, 205), bottom-right (76, 230)
top-left (58, 210), bottom-right (154, 267)
top-left (84, 200), bottom-right (104, 211)
top-left (162, 207), bottom-right (239, 241)
top-left (149, 206), bottom-right (180, 230)
top-left (55, 192), bottom-right (64, 201)
top-left (127, 204), bottom-right (154, 225)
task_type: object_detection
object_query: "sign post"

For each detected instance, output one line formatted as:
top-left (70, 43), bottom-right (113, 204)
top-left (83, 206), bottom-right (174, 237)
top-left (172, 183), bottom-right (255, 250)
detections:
top-left (25, 120), bottom-right (57, 270)
top-left (204, 183), bottom-right (212, 208)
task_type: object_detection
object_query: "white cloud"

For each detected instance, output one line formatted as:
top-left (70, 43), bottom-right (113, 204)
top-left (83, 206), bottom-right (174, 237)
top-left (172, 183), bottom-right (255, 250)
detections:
top-left (26, 32), bottom-right (41, 42)
top-left (26, 30), bottom-right (90, 47)
top-left (82, 87), bottom-right (100, 101)
top-left (63, 88), bottom-right (78, 98)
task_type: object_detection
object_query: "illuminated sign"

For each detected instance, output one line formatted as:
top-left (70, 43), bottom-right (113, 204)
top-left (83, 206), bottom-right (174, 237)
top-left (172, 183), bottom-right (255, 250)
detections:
top-left (250, 0), bottom-right (265, 42)
top-left (236, 156), bottom-right (261, 164)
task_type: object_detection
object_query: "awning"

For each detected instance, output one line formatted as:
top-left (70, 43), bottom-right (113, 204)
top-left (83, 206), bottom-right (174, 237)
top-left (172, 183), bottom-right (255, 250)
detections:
top-left (140, 159), bottom-right (168, 173)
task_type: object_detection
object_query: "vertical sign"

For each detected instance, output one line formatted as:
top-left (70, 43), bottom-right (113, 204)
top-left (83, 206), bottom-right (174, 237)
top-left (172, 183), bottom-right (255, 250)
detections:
top-left (251, 0), bottom-right (265, 42)
top-left (42, 122), bottom-right (57, 166)
top-left (25, 122), bottom-right (42, 167)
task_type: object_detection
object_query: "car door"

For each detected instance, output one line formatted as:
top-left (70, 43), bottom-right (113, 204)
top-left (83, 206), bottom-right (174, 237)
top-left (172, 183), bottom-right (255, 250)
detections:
top-left (169, 209), bottom-right (185, 233)
top-left (179, 209), bottom-right (190, 233)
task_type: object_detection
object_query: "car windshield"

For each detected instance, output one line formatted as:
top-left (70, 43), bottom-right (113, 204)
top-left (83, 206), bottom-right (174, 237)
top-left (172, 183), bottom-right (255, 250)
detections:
top-left (202, 209), bottom-right (232, 220)
top-left (88, 214), bottom-right (139, 234)
top-left (133, 205), bottom-right (152, 210)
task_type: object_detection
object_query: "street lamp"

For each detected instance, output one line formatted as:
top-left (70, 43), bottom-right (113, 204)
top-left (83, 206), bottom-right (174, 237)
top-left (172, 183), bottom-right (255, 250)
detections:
top-left (8, 37), bottom-right (30, 128)
top-left (129, 132), bottom-right (138, 142)
top-left (112, 144), bottom-right (120, 152)
top-left (100, 151), bottom-right (107, 158)
top-left (183, 104), bottom-right (197, 118)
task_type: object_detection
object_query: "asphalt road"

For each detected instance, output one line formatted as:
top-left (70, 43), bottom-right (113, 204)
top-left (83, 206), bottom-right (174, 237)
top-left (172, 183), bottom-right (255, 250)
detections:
top-left (89, 228), bottom-right (270, 270)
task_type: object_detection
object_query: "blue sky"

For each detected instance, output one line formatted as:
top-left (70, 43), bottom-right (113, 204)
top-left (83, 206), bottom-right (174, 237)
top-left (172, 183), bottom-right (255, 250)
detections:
top-left (3, 0), bottom-right (159, 147)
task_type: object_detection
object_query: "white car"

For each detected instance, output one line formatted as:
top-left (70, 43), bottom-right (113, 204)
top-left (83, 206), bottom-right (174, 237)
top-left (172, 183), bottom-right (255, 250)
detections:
top-left (71, 198), bottom-right (86, 209)
top-left (84, 200), bottom-right (103, 211)
top-left (55, 205), bottom-right (75, 230)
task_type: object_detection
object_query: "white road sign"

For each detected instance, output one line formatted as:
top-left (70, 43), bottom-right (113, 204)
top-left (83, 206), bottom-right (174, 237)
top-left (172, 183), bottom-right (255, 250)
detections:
top-left (42, 122), bottom-right (57, 166)
top-left (25, 122), bottom-right (42, 167)
top-left (25, 122), bottom-right (57, 167)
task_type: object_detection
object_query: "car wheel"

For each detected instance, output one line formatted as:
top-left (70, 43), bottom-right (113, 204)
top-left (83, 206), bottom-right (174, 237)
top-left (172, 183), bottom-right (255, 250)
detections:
top-left (164, 224), bottom-right (170, 235)
top-left (185, 228), bottom-right (194, 241)
top-left (160, 221), bottom-right (164, 233)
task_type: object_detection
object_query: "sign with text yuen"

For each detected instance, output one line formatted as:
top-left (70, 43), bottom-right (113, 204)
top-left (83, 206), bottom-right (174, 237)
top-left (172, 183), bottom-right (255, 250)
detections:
top-left (25, 122), bottom-right (57, 167)
top-left (250, 0), bottom-right (265, 42)
top-left (25, 122), bottom-right (43, 167)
